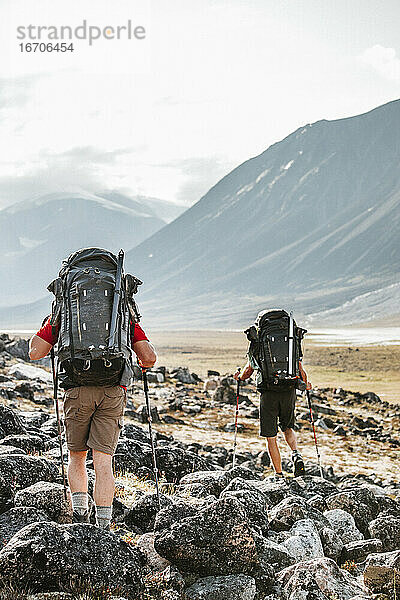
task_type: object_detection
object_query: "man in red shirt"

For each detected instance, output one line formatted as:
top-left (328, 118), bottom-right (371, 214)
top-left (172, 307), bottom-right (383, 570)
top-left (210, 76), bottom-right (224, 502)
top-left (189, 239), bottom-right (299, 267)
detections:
top-left (29, 318), bottom-right (156, 528)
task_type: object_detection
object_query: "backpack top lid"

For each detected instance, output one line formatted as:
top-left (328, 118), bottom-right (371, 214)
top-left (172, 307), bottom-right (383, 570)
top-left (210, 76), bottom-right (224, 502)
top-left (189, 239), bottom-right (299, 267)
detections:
top-left (59, 247), bottom-right (118, 277)
top-left (256, 308), bottom-right (289, 328)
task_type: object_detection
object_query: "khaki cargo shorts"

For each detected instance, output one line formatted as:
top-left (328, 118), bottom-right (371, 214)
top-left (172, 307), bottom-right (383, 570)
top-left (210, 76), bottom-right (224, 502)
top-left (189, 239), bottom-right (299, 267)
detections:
top-left (63, 385), bottom-right (127, 455)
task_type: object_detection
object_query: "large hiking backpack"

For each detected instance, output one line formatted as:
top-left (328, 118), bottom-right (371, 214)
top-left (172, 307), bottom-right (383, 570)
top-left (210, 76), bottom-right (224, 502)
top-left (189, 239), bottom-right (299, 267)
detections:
top-left (245, 309), bottom-right (307, 390)
top-left (47, 247), bottom-right (142, 386)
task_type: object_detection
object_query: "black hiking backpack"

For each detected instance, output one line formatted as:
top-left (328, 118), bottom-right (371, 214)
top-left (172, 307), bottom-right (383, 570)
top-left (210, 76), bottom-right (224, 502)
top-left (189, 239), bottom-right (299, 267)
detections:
top-left (245, 309), bottom-right (307, 390)
top-left (47, 247), bottom-right (142, 387)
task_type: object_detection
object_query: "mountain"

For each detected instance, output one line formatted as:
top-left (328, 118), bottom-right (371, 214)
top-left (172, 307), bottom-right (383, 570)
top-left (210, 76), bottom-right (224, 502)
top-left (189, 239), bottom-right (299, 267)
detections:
top-left (124, 99), bottom-right (400, 327)
top-left (99, 192), bottom-right (186, 224)
top-left (307, 282), bottom-right (400, 326)
top-left (0, 191), bottom-right (170, 309)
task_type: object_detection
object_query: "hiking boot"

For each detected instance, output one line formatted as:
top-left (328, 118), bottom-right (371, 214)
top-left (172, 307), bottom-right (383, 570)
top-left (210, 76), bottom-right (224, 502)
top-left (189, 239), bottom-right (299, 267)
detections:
top-left (292, 452), bottom-right (305, 477)
top-left (72, 510), bottom-right (90, 523)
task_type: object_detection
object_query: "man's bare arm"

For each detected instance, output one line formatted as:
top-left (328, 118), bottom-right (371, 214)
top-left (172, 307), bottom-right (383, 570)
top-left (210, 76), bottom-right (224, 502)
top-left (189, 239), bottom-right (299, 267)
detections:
top-left (29, 335), bottom-right (53, 361)
top-left (133, 340), bottom-right (157, 369)
top-left (299, 360), bottom-right (312, 390)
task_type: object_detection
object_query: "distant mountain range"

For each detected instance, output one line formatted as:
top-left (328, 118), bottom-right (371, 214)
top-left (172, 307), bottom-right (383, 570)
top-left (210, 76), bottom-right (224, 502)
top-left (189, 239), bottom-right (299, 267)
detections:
top-left (124, 99), bottom-right (400, 327)
top-left (0, 191), bottom-right (185, 311)
top-left (1, 100), bottom-right (399, 329)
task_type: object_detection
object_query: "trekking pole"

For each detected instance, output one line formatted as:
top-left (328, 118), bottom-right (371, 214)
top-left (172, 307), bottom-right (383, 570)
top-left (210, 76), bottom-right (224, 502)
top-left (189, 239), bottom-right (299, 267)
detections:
top-left (232, 367), bottom-right (241, 469)
top-left (108, 249), bottom-right (124, 349)
top-left (142, 368), bottom-right (161, 510)
top-left (306, 389), bottom-right (324, 479)
top-left (50, 348), bottom-right (68, 500)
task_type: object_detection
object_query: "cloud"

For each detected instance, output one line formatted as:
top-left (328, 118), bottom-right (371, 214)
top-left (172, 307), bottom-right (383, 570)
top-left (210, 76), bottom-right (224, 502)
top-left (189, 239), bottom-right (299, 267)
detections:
top-left (0, 145), bottom-right (142, 207)
top-left (0, 73), bottom-right (47, 110)
top-left (155, 156), bottom-right (234, 205)
top-left (359, 45), bottom-right (400, 82)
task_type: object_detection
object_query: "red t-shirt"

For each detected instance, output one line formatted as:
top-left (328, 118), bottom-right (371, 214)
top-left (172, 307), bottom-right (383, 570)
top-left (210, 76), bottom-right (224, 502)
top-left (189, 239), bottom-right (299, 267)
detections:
top-left (36, 317), bottom-right (148, 348)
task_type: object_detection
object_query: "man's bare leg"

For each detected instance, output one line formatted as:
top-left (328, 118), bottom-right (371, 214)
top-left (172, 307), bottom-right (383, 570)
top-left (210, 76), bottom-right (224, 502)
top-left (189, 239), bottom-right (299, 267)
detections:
top-left (266, 436), bottom-right (283, 474)
top-left (283, 428), bottom-right (298, 451)
top-left (68, 450), bottom-right (88, 492)
top-left (68, 450), bottom-right (89, 520)
top-left (284, 428), bottom-right (305, 476)
top-left (92, 449), bottom-right (114, 529)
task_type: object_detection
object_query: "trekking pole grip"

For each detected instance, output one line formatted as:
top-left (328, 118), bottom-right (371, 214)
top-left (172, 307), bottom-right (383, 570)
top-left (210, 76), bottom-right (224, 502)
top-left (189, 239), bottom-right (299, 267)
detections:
top-left (142, 367), bottom-right (149, 392)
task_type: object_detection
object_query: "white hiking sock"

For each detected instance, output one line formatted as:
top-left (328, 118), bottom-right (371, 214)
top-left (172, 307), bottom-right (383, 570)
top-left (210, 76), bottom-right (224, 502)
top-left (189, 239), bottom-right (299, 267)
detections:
top-left (72, 491), bottom-right (89, 515)
top-left (96, 505), bottom-right (113, 529)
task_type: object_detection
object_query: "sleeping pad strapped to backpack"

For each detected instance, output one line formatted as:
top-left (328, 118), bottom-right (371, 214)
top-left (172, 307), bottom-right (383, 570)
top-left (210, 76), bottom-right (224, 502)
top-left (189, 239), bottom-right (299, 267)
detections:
top-left (245, 309), bottom-right (307, 390)
top-left (47, 247), bottom-right (142, 387)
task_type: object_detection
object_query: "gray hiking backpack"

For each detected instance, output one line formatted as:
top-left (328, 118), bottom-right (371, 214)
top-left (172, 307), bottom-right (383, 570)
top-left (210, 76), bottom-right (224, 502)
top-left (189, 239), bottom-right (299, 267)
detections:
top-left (245, 309), bottom-right (307, 390)
top-left (47, 247), bottom-right (142, 386)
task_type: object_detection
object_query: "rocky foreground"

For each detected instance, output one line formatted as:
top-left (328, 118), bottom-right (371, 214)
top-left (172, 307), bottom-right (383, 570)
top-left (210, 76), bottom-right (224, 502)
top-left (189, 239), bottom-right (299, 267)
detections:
top-left (0, 333), bottom-right (399, 599)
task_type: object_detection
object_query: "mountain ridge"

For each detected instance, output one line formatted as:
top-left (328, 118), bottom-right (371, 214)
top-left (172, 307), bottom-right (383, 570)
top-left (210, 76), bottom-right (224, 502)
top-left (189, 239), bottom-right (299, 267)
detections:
top-left (123, 99), bottom-right (400, 326)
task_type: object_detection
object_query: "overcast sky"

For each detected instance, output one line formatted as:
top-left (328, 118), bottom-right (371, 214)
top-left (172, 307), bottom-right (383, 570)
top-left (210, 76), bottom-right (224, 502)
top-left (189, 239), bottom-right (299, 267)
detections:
top-left (0, 0), bottom-right (399, 208)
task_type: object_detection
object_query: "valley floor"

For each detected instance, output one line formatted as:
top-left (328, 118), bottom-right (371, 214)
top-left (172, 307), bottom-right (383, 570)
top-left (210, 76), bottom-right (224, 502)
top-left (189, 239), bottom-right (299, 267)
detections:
top-left (148, 330), bottom-right (400, 404)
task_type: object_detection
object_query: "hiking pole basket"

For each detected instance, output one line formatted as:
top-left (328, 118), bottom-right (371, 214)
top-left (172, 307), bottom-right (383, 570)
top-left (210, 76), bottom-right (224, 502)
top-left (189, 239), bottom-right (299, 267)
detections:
top-left (50, 347), bottom-right (68, 500)
top-left (306, 389), bottom-right (324, 479)
top-left (232, 367), bottom-right (241, 469)
top-left (142, 368), bottom-right (161, 510)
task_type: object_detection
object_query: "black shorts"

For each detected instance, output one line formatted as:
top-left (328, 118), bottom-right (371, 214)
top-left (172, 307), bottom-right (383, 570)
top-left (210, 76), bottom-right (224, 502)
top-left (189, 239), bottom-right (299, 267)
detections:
top-left (259, 388), bottom-right (296, 437)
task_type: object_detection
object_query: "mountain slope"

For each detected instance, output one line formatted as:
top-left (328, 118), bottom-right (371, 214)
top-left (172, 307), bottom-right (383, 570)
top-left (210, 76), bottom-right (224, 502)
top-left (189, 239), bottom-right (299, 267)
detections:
top-left (125, 99), bottom-right (400, 327)
top-left (307, 282), bottom-right (400, 326)
top-left (100, 191), bottom-right (186, 224)
top-left (0, 191), bottom-right (167, 307)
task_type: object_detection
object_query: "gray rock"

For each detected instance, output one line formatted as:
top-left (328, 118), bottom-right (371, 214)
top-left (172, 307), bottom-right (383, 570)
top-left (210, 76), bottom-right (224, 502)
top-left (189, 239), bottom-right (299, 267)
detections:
top-left (250, 480), bottom-right (292, 510)
top-left (282, 519), bottom-right (324, 562)
top-left (213, 385), bottom-right (236, 405)
top-left (27, 594), bottom-right (74, 599)
top-left (154, 499), bottom-right (204, 532)
top-left (0, 454), bottom-right (59, 512)
top-left (0, 521), bottom-right (144, 598)
top-left (324, 508), bottom-right (364, 544)
top-left (121, 423), bottom-right (152, 445)
top-left (179, 470), bottom-right (229, 496)
top-left (0, 403), bottom-right (26, 438)
top-left (161, 564), bottom-right (185, 594)
top-left (256, 535), bottom-right (294, 570)
top-left (220, 478), bottom-right (269, 534)
top-left (125, 493), bottom-right (173, 532)
top-left (364, 550), bottom-right (400, 598)
top-left (0, 444), bottom-right (26, 456)
top-left (156, 446), bottom-right (211, 483)
top-left (8, 362), bottom-right (52, 384)
top-left (325, 488), bottom-right (380, 534)
top-left (341, 538), bottom-right (383, 563)
top-left (172, 367), bottom-right (196, 384)
top-left (185, 574), bottom-right (257, 600)
top-left (278, 557), bottom-right (369, 599)
top-left (136, 404), bottom-right (161, 424)
top-left (14, 481), bottom-right (72, 524)
top-left (0, 506), bottom-right (51, 545)
top-left (136, 532), bottom-right (170, 572)
top-left (0, 433), bottom-right (46, 453)
top-left (146, 371), bottom-right (165, 384)
top-left (5, 338), bottom-right (30, 361)
top-left (288, 475), bottom-right (337, 500)
top-left (155, 496), bottom-right (267, 576)
top-left (160, 591), bottom-right (180, 600)
top-left (368, 515), bottom-right (400, 552)
top-left (269, 495), bottom-right (329, 532)
top-left (319, 526), bottom-right (344, 561)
